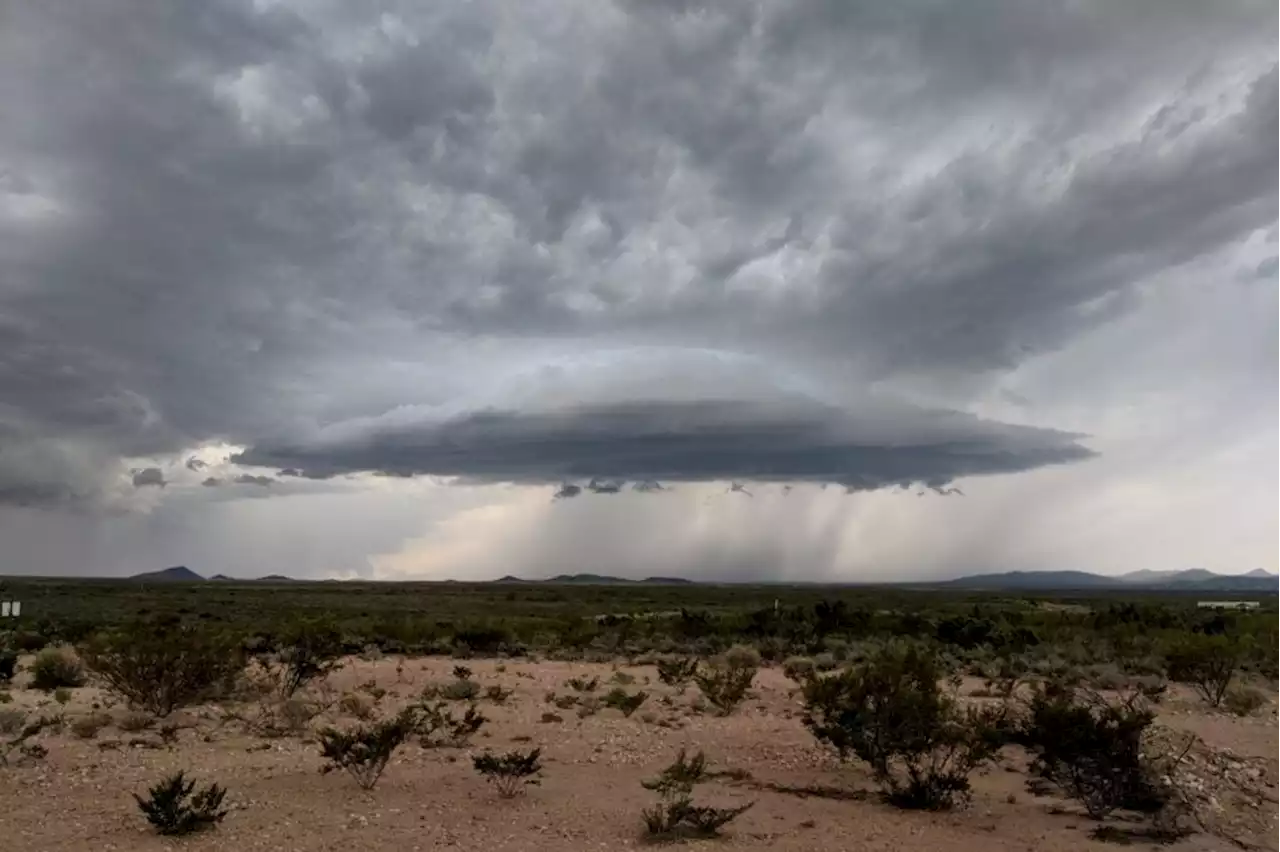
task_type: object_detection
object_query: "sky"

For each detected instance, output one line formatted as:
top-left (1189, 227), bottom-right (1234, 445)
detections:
top-left (0, 0), bottom-right (1276, 582)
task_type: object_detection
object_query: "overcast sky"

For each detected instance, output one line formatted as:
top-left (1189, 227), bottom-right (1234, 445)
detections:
top-left (1, 1), bottom-right (1275, 581)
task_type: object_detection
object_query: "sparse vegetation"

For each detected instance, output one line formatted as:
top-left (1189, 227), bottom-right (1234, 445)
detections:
top-left (269, 618), bottom-right (345, 700)
top-left (484, 684), bottom-right (514, 704)
top-left (0, 714), bottom-right (55, 766)
top-left (416, 700), bottom-right (486, 747)
top-left (641, 749), bottom-right (753, 839)
top-left (1165, 635), bottom-right (1245, 708)
top-left (317, 708), bottom-right (417, 790)
top-left (29, 646), bottom-right (85, 691)
top-left (566, 675), bottom-right (600, 693)
top-left (134, 772), bottom-right (228, 836)
top-left (802, 642), bottom-right (1005, 810)
top-left (79, 620), bottom-right (244, 717)
top-left (694, 646), bottom-right (758, 715)
top-left (472, 748), bottom-right (543, 797)
top-left (603, 687), bottom-right (649, 717)
top-left (1016, 680), bottom-right (1188, 834)
top-left (0, 651), bottom-right (16, 683)
top-left (1222, 684), bottom-right (1268, 717)
top-left (655, 656), bottom-right (699, 687)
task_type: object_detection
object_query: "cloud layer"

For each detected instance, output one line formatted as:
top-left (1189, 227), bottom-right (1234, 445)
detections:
top-left (0, 0), bottom-right (1274, 577)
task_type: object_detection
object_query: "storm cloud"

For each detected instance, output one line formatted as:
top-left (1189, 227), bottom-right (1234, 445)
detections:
top-left (0, 1), bottom-right (1274, 578)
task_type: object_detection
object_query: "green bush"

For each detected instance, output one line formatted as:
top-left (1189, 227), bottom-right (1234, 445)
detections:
top-left (602, 687), bottom-right (648, 717)
top-left (641, 749), bottom-right (753, 839)
top-left (694, 646), bottom-right (758, 716)
top-left (271, 619), bottom-right (345, 699)
top-left (317, 708), bottom-right (416, 790)
top-left (29, 646), bottom-right (85, 691)
top-left (1222, 684), bottom-right (1268, 717)
top-left (1165, 635), bottom-right (1244, 708)
top-left (80, 622), bottom-right (244, 717)
top-left (134, 772), bottom-right (228, 836)
top-left (473, 748), bottom-right (543, 797)
top-left (0, 651), bottom-right (16, 683)
top-left (1016, 682), bottom-right (1180, 827)
top-left (416, 700), bottom-right (486, 748)
top-left (782, 656), bottom-right (816, 683)
top-left (655, 656), bottom-right (699, 687)
top-left (802, 642), bottom-right (1004, 810)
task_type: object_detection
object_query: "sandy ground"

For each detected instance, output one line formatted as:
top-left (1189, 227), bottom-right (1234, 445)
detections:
top-left (1, 657), bottom-right (1275, 852)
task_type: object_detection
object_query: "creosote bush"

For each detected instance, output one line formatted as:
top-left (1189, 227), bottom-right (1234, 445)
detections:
top-left (473, 748), bottom-right (543, 797)
top-left (134, 772), bottom-right (228, 836)
top-left (603, 687), bottom-right (648, 717)
top-left (29, 646), bottom-right (85, 691)
top-left (655, 656), bottom-right (699, 687)
top-left (802, 642), bottom-right (1005, 810)
top-left (317, 708), bottom-right (416, 790)
top-left (694, 646), bottom-right (758, 716)
top-left (1165, 635), bottom-right (1245, 708)
top-left (270, 618), bottom-right (345, 700)
top-left (1222, 684), bottom-right (1267, 717)
top-left (416, 700), bottom-right (486, 747)
top-left (1016, 680), bottom-right (1189, 835)
top-left (566, 675), bottom-right (600, 693)
top-left (80, 621), bottom-right (244, 717)
top-left (0, 713), bottom-right (56, 766)
top-left (641, 749), bottom-right (753, 839)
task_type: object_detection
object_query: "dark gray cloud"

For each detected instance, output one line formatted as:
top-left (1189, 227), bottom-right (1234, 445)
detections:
top-left (0, 0), bottom-right (1274, 579)
top-left (233, 397), bottom-right (1092, 490)
top-left (131, 468), bottom-right (166, 488)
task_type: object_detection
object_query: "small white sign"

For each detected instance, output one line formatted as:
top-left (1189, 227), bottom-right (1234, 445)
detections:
top-left (10, 601), bottom-right (18, 617)
top-left (0, 602), bottom-right (8, 617)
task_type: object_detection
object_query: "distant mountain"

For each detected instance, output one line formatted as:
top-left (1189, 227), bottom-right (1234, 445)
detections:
top-left (256, 574), bottom-right (294, 581)
top-left (543, 574), bottom-right (635, 584)
top-left (491, 574), bottom-right (695, 584)
top-left (944, 569), bottom-right (1276, 592)
top-left (131, 566), bottom-right (203, 582)
top-left (209, 574), bottom-right (234, 581)
top-left (942, 570), bottom-right (1120, 590)
top-left (1119, 568), bottom-right (1216, 585)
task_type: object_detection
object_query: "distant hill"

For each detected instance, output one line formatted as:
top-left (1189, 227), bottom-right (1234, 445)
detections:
top-left (256, 574), bottom-right (294, 581)
top-left (491, 574), bottom-right (695, 585)
top-left (130, 566), bottom-right (203, 582)
top-left (944, 569), bottom-right (1276, 592)
top-left (209, 574), bottom-right (234, 581)
top-left (942, 570), bottom-right (1119, 590)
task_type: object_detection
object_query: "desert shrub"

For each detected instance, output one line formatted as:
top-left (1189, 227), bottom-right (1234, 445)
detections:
top-left (566, 675), bottom-right (599, 693)
top-left (473, 748), bottom-right (543, 797)
top-left (0, 692), bottom-right (11, 705)
top-left (70, 713), bottom-right (110, 739)
top-left (802, 642), bottom-right (1004, 810)
top-left (29, 646), bottom-right (85, 691)
top-left (782, 656), bottom-right (816, 683)
top-left (0, 651), bottom-right (16, 683)
top-left (694, 646), bottom-right (758, 716)
top-left (441, 678), bottom-right (480, 701)
top-left (118, 710), bottom-right (154, 733)
top-left (484, 685), bottom-right (513, 704)
top-left (641, 749), bottom-right (753, 839)
top-left (53, 687), bottom-right (72, 705)
top-left (80, 622), bottom-right (243, 717)
top-left (271, 619), bottom-right (345, 700)
top-left (1016, 682), bottom-right (1179, 824)
top-left (1165, 635), bottom-right (1244, 708)
top-left (1222, 684), bottom-right (1268, 717)
top-left (0, 708), bottom-right (26, 735)
top-left (0, 714), bottom-right (56, 766)
top-left (339, 692), bottom-right (375, 720)
top-left (610, 670), bottom-right (636, 685)
top-left (655, 656), bottom-right (699, 687)
top-left (416, 700), bottom-right (486, 747)
top-left (552, 693), bottom-right (579, 710)
top-left (317, 708), bottom-right (416, 790)
top-left (134, 772), bottom-right (228, 836)
top-left (603, 687), bottom-right (648, 717)
top-left (539, 711), bottom-right (563, 723)
top-left (576, 696), bottom-right (601, 718)
top-left (451, 665), bottom-right (472, 681)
